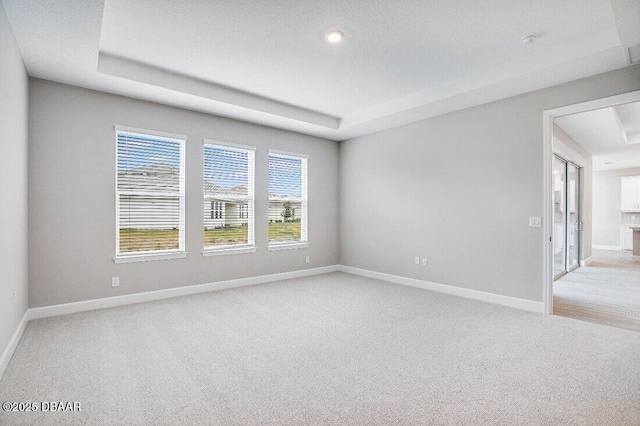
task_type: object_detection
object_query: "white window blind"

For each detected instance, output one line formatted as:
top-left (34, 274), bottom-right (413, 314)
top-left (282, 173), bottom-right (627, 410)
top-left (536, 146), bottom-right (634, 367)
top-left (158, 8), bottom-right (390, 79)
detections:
top-left (268, 151), bottom-right (308, 246)
top-left (203, 142), bottom-right (255, 252)
top-left (116, 128), bottom-right (185, 258)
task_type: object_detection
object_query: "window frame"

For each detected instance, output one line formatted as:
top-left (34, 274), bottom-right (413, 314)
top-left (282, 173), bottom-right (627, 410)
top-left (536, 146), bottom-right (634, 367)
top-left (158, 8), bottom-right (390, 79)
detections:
top-left (202, 139), bottom-right (256, 257)
top-left (113, 125), bottom-right (187, 264)
top-left (268, 149), bottom-right (309, 251)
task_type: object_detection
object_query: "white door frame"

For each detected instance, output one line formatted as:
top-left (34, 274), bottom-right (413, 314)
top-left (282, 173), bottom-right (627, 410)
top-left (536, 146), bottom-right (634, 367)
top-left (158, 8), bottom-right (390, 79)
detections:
top-left (542, 90), bottom-right (640, 315)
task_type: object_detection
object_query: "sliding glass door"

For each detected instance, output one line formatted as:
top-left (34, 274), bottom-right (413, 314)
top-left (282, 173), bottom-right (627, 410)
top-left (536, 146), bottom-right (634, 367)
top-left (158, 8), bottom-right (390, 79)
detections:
top-left (553, 155), bottom-right (581, 280)
top-left (553, 157), bottom-right (567, 279)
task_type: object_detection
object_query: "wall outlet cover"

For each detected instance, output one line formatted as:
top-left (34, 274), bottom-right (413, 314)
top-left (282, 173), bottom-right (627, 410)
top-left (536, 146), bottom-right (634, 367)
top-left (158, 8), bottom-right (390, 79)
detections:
top-left (529, 217), bottom-right (542, 227)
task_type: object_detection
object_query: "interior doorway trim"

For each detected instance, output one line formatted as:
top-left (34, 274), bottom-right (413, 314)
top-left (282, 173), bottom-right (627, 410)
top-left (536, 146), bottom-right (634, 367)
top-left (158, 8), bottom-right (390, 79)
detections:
top-left (542, 90), bottom-right (640, 315)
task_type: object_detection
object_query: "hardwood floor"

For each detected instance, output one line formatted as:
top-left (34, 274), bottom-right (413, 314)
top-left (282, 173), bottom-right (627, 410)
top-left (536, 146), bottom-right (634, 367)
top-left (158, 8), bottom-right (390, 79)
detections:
top-left (554, 249), bottom-right (640, 331)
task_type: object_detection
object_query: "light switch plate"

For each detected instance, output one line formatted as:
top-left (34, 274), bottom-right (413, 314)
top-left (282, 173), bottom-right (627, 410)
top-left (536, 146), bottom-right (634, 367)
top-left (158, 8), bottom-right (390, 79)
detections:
top-left (529, 217), bottom-right (542, 227)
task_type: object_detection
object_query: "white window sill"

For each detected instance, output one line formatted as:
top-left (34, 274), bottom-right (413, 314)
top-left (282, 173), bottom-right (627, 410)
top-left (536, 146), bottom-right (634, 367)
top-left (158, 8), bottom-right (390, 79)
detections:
top-left (113, 251), bottom-right (187, 264)
top-left (268, 242), bottom-right (309, 252)
top-left (202, 246), bottom-right (256, 257)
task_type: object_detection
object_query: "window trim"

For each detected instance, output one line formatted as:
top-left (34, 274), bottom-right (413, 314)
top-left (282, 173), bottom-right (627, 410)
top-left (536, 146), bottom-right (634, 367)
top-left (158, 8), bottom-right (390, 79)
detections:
top-left (113, 126), bottom-right (187, 263)
top-left (202, 139), bottom-right (256, 256)
top-left (268, 242), bottom-right (309, 252)
top-left (268, 150), bottom-right (308, 250)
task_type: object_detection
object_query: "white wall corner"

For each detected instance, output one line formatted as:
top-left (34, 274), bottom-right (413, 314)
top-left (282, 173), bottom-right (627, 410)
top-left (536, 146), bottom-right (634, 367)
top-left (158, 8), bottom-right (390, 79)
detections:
top-left (338, 265), bottom-right (545, 314)
top-left (0, 310), bottom-right (29, 381)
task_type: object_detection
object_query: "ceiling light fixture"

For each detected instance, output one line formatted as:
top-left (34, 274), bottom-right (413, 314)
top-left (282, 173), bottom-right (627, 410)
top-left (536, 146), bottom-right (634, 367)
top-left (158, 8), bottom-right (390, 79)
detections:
top-left (327, 30), bottom-right (344, 44)
top-left (521, 34), bottom-right (537, 45)
top-left (605, 162), bottom-right (612, 165)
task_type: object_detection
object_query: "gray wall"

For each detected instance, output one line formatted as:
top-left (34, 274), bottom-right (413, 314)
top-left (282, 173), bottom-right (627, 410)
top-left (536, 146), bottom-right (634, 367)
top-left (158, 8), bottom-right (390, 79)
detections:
top-left (29, 79), bottom-right (339, 308)
top-left (593, 167), bottom-right (640, 247)
top-left (339, 65), bottom-right (640, 302)
top-left (0, 3), bottom-right (29, 358)
top-left (552, 124), bottom-right (593, 260)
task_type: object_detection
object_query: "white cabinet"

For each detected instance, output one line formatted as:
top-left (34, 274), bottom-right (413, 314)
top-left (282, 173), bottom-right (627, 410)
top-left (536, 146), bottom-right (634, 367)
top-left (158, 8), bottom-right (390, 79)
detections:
top-left (621, 227), bottom-right (633, 251)
top-left (621, 176), bottom-right (640, 211)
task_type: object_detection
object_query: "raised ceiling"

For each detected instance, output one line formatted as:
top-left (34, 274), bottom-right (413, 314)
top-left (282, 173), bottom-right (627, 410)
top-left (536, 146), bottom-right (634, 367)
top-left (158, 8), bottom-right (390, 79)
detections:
top-left (555, 101), bottom-right (640, 171)
top-left (2, 0), bottom-right (639, 141)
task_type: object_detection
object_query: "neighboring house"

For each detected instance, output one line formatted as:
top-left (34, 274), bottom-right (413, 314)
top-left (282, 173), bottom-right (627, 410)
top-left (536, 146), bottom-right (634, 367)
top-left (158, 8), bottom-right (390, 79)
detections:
top-left (268, 195), bottom-right (302, 223)
top-left (204, 182), bottom-right (249, 230)
top-left (119, 164), bottom-right (301, 230)
top-left (118, 164), bottom-right (181, 230)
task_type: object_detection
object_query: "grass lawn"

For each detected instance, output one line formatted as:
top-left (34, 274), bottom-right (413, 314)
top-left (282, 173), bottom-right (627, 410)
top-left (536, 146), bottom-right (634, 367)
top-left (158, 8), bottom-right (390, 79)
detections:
top-left (119, 229), bottom-right (179, 253)
top-left (119, 222), bottom-right (302, 252)
top-left (268, 221), bottom-right (301, 242)
top-left (205, 224), bottom-right (249, 246)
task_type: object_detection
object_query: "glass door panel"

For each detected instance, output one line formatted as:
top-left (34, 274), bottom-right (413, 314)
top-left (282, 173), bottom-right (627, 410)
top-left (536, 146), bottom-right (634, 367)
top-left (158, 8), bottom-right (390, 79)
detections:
top-left (567, 163), bottom-right (580, 271)
top-left (553, 156), bottom-right (567, 279)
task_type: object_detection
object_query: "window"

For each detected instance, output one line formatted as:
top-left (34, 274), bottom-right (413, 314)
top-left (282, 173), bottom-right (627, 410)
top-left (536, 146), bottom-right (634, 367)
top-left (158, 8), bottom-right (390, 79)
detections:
top-left (203, 141), bottom-right (255, 255)
top-left (210, 201), bottom-right (223, 219)
top-left (268, 150), bottom-right (308, 249)
top-left (115, 127), bottom-right (186, 262)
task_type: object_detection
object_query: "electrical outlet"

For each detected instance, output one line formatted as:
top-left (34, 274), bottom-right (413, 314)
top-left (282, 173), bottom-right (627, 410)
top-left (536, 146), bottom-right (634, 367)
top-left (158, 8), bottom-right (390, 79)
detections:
top-left (414, 256), bottom-right (420, 265)
top-left (422, 258), bottom-right (427, 266)
top-left (112, 277), bottom-right (120, 287)
top-left (305, 256), bottom-right (310, 264)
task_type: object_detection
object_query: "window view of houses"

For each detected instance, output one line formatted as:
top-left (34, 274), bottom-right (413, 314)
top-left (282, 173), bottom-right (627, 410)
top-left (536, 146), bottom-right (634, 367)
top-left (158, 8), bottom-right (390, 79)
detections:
top-left (204, 144), bottom-right (253, 248)
top-left (116, 131), bottom-right (184, 254)
top-left (116, 131), bottom-right (307, 256)
top-left (268, 153), bottom-right (304, 244)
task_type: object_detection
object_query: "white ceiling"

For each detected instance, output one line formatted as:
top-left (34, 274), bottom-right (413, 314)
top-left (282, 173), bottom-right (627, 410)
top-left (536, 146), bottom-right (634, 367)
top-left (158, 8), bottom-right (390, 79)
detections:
top-left (2, 0), bottom-right (640, 141)
top-left (555, 101), bottom-right (640, 171)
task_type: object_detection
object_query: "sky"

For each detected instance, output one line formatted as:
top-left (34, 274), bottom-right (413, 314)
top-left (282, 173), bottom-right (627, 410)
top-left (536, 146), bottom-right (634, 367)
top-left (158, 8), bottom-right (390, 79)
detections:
top-left (117, 132), bottom-right (181, 171)
top-left (268, 155), bottom-right (302, 197)
top-left (118, 132), bottom-right (302, 197)
top-left (204, 145), bottom-right (248, 189)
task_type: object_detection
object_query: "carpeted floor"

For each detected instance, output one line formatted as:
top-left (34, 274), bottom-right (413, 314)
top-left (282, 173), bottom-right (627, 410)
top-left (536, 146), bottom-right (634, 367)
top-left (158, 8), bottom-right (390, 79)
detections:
top-left (554, 249), bottom-right (640, 331)
top-left (1, 272), bottom-right (639, 425)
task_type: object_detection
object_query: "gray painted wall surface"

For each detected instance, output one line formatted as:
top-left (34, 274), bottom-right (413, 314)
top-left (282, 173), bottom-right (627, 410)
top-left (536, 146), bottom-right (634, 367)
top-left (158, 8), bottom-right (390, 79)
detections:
top-left (593, 167), bottom-right (640, 247)
top-left (552, 124), bottom-right (593, 260)
top-left (0, 3), bottom-right (29, 357)
top-left (28, 79), bottom-right (339, 308)
top-left (339, 65), bottom-right (640, 302)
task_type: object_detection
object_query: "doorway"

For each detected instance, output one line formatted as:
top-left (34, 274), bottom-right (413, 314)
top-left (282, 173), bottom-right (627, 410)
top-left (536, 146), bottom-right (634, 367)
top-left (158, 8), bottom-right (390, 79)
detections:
top-left (553, 155), bottom-right (581, 280)
top-left (543, 90), bottom-right (640, 331)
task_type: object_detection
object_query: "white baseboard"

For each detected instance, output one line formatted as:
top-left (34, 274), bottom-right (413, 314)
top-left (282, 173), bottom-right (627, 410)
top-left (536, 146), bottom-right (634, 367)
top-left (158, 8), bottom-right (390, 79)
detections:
top-left (592, 245), bottom-right (621, 251)
top-left (0, 310), bottom-right (29, 381)
top-left (28, 265), bottom-right (340, 320)
top-left (580, 257), bottom-right (593, 267)
top-left (338, 265), bottom-right (545, 313)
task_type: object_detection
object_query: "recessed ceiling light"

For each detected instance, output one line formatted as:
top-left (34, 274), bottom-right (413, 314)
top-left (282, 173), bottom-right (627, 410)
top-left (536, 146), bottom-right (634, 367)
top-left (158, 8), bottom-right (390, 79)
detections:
top-left (521, 34), bottom-right (537, 45)
top-left (327, 30), bottom-right (344, 44)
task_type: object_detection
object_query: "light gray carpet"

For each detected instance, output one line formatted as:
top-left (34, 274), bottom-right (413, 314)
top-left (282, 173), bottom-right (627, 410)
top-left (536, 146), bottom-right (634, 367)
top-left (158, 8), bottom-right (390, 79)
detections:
top-left (1, 272), bottom-right (639, 425)
top-left (555, 249), bottom-right (640, 331)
